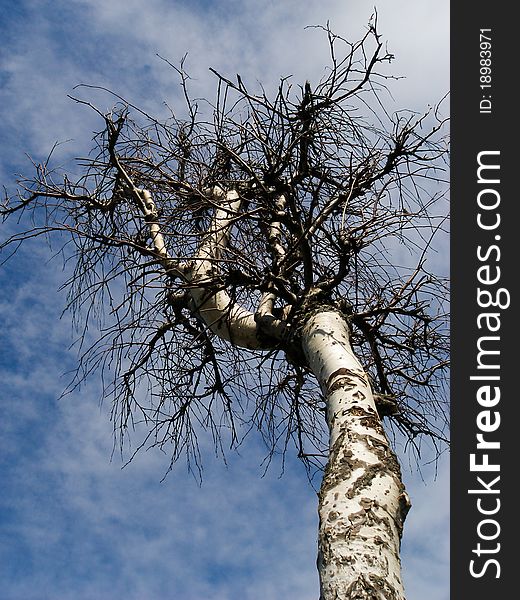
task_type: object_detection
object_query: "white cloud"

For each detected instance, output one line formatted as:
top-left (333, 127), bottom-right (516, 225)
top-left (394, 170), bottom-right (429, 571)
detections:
top-left (1, 1), bottom-right (448, 164)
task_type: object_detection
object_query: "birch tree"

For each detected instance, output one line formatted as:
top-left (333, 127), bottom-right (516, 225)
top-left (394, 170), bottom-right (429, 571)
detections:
top-left (1, 21), bottom-right (449, 600)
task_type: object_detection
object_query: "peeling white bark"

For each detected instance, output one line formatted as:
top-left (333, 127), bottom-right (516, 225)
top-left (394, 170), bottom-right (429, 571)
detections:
top-left (188, 189), bottom-right (264, 349)
top-left (137, 188), bottom-right (187, 278)
top-left (256, 194), bottom-right (289, 340)
top-left (188, 188), bottom-right (286, 349)
top-left (302, 309), bottom-right (410, 600)
top-left (136, 186), bottom-right (285, 349)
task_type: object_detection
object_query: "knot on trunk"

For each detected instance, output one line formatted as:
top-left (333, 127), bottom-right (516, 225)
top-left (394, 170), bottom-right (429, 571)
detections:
top-left (373, 393), bottom-right (399, 417)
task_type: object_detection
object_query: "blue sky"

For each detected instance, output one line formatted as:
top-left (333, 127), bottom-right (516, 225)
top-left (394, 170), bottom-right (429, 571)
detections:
top-left (0, 1), bottom-right (449, 599)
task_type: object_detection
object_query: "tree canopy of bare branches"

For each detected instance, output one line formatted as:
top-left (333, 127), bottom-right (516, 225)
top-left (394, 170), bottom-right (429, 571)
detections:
top-left (2, 21), bottom-right (448, 478)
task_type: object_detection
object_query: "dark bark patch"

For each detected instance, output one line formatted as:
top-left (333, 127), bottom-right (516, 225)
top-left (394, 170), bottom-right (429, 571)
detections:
top-left (326, 367), bottom-right (367, 391)
top-left (346, 406), bottom-right (369, 417)
top-left (359, 497), bottom-right (373, 510)
top-left (321, 574), bottom-right (401, 600)
top-left (345, 462), bottom-right (382, 499)
top-left (328, 376), bottom-right (356, 395)
top-left (352, 389), bottom-right (367, 402)
top-left (348, 507), bottom-right (367, 528)
top-left (359, 415), bottom-right (386, 436)
top-left (395, 492), bottom-right (412, 536)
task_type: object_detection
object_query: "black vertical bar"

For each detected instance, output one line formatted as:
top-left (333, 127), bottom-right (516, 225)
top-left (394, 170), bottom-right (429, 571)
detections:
top-left (451, 5), bottom-right (514, 598)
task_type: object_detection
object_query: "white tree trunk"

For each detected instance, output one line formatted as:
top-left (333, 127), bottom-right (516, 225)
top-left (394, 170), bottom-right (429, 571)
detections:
top-left (169, 186), bottom-right (410, 595)
top-left (189, 189), bottom-right (285, 349)
top-left (302, 308), bottom-right (410, 600)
